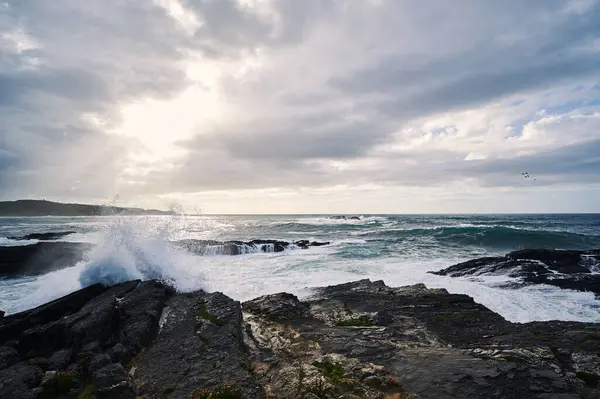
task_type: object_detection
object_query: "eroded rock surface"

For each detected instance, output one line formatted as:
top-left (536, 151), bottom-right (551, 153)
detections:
top-left (1, 279), bottom-right (599, 398)
top-left (243, 279), bottom-right (600, 398)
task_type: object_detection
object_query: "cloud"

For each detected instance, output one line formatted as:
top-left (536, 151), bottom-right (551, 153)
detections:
top-left (0, 0), bottom-right (599, 212)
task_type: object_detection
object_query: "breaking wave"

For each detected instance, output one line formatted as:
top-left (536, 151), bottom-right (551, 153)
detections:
top-left (78, 215), bottom-right (205, 291)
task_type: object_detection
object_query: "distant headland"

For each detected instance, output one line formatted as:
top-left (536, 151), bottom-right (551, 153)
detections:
top-left (0, 199), bottom-right (174, 216)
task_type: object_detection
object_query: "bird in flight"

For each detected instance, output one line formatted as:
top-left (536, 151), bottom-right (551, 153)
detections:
top-left (522, 172), bottom-right (537, 181)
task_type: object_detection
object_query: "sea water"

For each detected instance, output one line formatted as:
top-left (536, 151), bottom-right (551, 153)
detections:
top-left (1, 214), bottom-right (599, 322)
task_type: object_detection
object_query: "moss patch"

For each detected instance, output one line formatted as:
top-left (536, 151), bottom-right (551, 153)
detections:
top-left (189, 385), bottom-right (243, 399)
top-left (77, 354), bottom-right (94, 373)
top-left (162, 384), bottom-right (177, 395)
top-left (312, 361), bottom-right (346, 385)
top-left (334, 315), bottom-right (372, 327)
top-left (195, 303), bottom-right (220, 325)
top-left (576, 371), bottom-right (599, 387)
top-left (27, 357), bottom-right (50, 370)
top-left (39, 372), bottom-right (75, 399)
top-left (242, 360), bottom-right (256, 377)
top-left (77, 382), bottom-right (96, 399)
top-left (582, 334), bottom-right (600, 342)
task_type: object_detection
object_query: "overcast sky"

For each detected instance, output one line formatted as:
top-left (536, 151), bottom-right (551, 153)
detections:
top-left (1, 0), bottom-right (600, 213)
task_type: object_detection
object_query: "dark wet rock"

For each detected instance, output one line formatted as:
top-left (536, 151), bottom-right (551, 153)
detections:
top-left (0, 346), bottom-right (19, 369)
top-left (0, 283), bottom-right (108, 344)
top-left (431, 248), bottom-right (600, 297)
top-left (107, 343), bottom-right (130, 364)
top-left (88, 354), bottom-right (112, 375)
top-left (0, 362), bottom-right (43, 399)
top-left (91, 363), bottom-right (135, 398)
top-left (175, 238), bottom-right (329, 255)
top-left (115, 280), bottom-right (168, 353)
top-left (0, 280), bottom-right (170, 398)
top-left (7, 231), bottom-right (76, 241)
top-left (329, 215), bottom-right (361, 220)
top-left (134, 290), bottom-right (262, 398)
top-left (2, 278), bottom-right (600, 398)
top-left (508, 249), bottom-right (598, 272)
top-left (48, 349), bottom-right (72, 370)
top-left (0, 311), bottom-right (4, 319)
top-left (16, 281), bottom-right (140, 357)
top-left (294, 240), bottom-right (331, 249)
top-left (243, 292), bottom-right (310, 321)
top-left (0, 242), bottom-right (94, 278)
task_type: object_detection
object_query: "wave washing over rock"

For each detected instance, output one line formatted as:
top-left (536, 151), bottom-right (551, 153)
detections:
top-left (431, 248), bottom-right (600, 297)
top-left (1, 279), bottom-right (600, 398)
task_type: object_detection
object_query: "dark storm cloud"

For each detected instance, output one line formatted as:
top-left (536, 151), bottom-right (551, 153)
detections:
top-left (469, 139), bottom-right (600, 186)
top-left (380, 54), bottom-right (600, 119)
top-left (185, 113), bottom-right (392, 161)
top-left (331, 2), bottom-right (600, 119)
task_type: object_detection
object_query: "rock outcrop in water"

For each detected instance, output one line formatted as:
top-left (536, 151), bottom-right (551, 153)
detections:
top-left (329, 216), bottom-right (362, 221)
top-left (1, 279), bottom-right (600, 398)
top-left (7, 231), bottom-right (76, 241)
top-left (0, 242), bottom-right (94, 278)
top-left (0, 239), bottom-right (330, 278)
top-left (172, 239), bottom-right (330, 256)
top-left (430, 248), bottom-right (600, 297)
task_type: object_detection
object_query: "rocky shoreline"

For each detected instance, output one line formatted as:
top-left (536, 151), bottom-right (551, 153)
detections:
top-left (431, 248), bottom-right (600, 297)
top-left (1, 279), bottom-right (599, 398)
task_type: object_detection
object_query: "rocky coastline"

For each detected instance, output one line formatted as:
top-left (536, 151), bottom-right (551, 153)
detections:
top-left (430, 248), bottom-right (600, 297)
top-left (1, 276), bottom-right (600, 398)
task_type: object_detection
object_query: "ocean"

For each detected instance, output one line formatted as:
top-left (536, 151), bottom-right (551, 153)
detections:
top-left (1, 214), bottom-right (600, 323)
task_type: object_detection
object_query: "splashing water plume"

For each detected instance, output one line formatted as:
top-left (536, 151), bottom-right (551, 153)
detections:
top-left (79, 213), bottom-right (206, 291)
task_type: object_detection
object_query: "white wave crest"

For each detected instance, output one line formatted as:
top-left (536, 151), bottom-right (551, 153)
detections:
top-left (78, 215), bottom-right (205, 291)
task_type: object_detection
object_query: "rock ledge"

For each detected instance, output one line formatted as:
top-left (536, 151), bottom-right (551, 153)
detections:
top-left (1, 279), bottom-right (599, 398)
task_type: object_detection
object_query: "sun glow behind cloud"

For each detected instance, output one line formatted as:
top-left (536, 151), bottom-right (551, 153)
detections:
top-left (106, 46), bottom-right (267, 168)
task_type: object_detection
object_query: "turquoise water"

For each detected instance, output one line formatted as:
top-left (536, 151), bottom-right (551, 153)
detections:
top-left (1, 214), bottom-right (599, 322)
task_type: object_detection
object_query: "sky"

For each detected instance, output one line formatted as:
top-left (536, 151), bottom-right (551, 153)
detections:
top-left (1, 0), bottom-right (600, 214)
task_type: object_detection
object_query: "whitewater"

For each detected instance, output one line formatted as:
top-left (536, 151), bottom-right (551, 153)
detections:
top-left (1, 214), bottom-right (600, 323)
